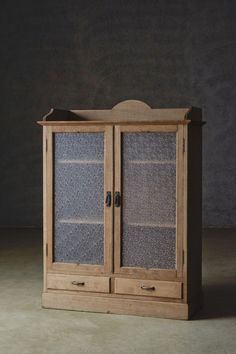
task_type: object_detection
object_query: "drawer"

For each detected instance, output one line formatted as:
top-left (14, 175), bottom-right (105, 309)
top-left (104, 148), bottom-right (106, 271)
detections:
top-left (47, 274), bottom-right (110, 293)
top-left (115, 278), bottom-right (182, 299)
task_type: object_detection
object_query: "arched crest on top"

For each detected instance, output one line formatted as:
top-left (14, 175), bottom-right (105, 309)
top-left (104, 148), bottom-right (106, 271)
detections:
top-left (112, 100), bottom-right (151, 111)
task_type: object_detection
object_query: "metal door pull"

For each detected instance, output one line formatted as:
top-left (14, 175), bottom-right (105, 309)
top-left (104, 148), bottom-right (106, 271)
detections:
top-left (114, 191), bottom-right (121, 207)
top-left (105, 191), bottom-right (111, 207)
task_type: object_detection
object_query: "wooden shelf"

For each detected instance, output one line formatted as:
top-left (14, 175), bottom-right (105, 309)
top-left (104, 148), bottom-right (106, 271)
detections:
top-left (126, 222), bottom-right (175, 228)
top-left (57, 159), bottom-right (103, 164)
top-left (58, 218), bottom-right (103, 225)
top-left (128, 160), bottom-right (176, 165)
top-left (59, 220), bottom-right (175, 227)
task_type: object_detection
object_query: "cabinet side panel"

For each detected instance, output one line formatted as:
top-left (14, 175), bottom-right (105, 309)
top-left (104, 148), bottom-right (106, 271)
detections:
top-left (187, 123), bottom-right (203, 312)
top-left (43, 126), bottom-right (47, 292)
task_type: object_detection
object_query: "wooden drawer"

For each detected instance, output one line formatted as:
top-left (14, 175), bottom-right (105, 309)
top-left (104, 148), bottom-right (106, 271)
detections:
top-left (115, 278), bottom-right (182, 299)
top-left (47, 274), bottom-right (110, 293)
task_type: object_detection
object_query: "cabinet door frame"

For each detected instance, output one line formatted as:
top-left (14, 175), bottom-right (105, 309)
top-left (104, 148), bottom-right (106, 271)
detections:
top-left (44, 125), bottom-right (113, 275)
top-left (114, 124), bottom-right (184, 280)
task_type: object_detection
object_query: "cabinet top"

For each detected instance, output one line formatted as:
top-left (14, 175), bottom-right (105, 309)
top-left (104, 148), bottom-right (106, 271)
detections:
top-left (37, 100), bottom-right (203, 126)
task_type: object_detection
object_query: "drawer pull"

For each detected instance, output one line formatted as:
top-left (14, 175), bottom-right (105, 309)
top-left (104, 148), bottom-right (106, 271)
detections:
top-left (71, 281), bottom-right (85, 286)
top-left (141, 284), bottom-right (155, 291)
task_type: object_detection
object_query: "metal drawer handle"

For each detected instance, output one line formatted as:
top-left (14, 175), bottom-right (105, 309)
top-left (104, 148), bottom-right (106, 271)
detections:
top-left (140, 284), bottom-right (155, 291)
top-left (71, 281), bottom-right (85, 286)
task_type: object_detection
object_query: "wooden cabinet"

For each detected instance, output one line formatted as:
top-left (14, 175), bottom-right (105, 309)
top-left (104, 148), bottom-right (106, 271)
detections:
top-left (38, 100), bottom-right (203, 319)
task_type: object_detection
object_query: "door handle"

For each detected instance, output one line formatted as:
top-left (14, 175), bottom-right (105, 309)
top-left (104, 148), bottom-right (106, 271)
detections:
top-left (105, 191), bottom-right (111, 207)
top-left (114, 192), bottom-right (121, 207)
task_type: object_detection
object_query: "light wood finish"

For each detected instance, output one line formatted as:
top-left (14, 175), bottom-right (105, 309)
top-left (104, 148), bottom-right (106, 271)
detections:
top-left (38, 100), bottom-right (203, 320)
top-left (46, 125), bottom-right (113, 276)
top-left (57, 160), bottom-right (104, 164)
top-left (127, 222), bottom-right (175, 228)
top-left (114, 124), bottom-right (182, 280)
top-left (47, 266), bottom-right (182, 281)
top-left (39, 100), bottom-right (198, 124)
top-left (114, 278), bottom-right (182, 299)
top-left (38, 101), bottom-right (205, 126)
top-left (50, 263), bottom-right (104, 274)
top-left (43, 126), bottom-right (47, 292)
top-left (183, 125), bottom-right (188, 304)
top-left (42, 292), bottom-right (189, 320)
top-left (58, 218), bottom-right (103, 225)
top-left (46, 126), bottom-right (53, 272)
top-left (104, 126), bottom-right (113, 273)
top-left (115, 267), bottom-right (177, 280)
top-left (114, 126), bottom-right (121, 274)
top-left (50, 125), bottom-right (110, 133)
top-left (46, 286), bottom-right (183, 303)
top-left (176, 124), bottom-right (184, 278)
top-left (112, 99), bottom-right (151, 111)
top-left (129, 160), bottom-right (176, 164)
top-left (38, 120), bottom-right (191, 126)
top-left (116, 124), bottom-right (178, 132)
top-left (47, 274), bottom-right (110, 293)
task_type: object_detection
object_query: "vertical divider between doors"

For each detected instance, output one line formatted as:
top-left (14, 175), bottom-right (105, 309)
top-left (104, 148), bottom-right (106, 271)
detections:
top-left (104, 126), bottom-right (114, 274)
top-left (114, 126), bottom-right (122, 274)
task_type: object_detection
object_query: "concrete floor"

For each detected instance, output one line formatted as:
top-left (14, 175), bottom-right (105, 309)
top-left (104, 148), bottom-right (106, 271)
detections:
top-left (0, 229), bottom-right (235, 354)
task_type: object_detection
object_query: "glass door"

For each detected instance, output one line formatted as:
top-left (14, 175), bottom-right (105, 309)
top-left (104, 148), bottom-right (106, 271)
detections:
top-left (46, 125), bottom-right (113, 274)
top-left (114, 125), bottom-right (184, 279)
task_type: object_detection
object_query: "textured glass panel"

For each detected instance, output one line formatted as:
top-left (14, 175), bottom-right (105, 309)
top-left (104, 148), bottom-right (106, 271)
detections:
top-left (124, 133), bottom-right (176, 161)
top-left (121, 132), bottom-right (176, 269)
top-left (123, 163), bottom-right (176, 225)
top-left (55, 133), bottom-right (104, 161)
top-left (122, 226), bottom-right (176, 269)
top-left (54, 224), bottom-right (103, 264)
top-left (54, 133), bottom-right (104, 264)
top-left (54, 163), bottom-right (103, 221)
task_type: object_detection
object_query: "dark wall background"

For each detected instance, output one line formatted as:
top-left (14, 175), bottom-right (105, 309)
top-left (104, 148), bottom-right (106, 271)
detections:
top-left (0, 0), bottom-right (235, 227)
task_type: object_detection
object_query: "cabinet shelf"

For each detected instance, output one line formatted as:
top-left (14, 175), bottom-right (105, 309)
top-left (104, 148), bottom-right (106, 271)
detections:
top-left (126, 222), bottom-right (175, 228)
top-left (58, 218), bottom-right (103, 225)
top-left (57, 159), bottom-right (103, 164)
top-left (128, 160), bottom-right (176, 165)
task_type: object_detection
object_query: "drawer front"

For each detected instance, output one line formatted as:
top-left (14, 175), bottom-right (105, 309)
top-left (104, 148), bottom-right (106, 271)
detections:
top-left (115, 278), bottom-right (182, 299)
top-left (47, 274), bottom-right (110, 293)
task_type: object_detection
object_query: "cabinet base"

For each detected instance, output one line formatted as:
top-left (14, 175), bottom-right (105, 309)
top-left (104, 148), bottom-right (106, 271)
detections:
top-left (42, 292), bottom-right (194, 320)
